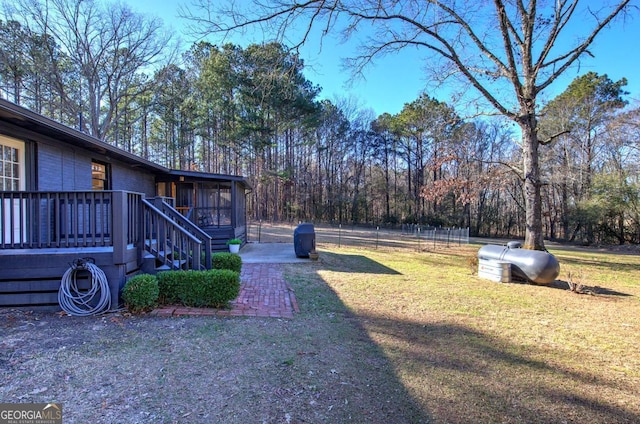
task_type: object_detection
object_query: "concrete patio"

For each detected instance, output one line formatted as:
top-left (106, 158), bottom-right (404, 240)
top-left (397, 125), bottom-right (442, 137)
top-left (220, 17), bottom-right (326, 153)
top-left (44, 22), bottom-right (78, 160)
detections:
top-left (238, 242), bottom-right (315, 263)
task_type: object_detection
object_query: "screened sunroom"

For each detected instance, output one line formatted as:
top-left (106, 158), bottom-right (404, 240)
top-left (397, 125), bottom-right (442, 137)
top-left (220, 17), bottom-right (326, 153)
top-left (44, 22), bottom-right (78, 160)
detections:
top-left (155, 170), bottom-right (250, 249)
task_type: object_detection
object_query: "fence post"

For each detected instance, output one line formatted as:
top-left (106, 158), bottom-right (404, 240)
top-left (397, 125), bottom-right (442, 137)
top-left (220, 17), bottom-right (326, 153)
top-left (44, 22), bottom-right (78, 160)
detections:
top-left (338, 223), bottom-right (342, 248)
top-left (376, 226), bottom-right (379, 249)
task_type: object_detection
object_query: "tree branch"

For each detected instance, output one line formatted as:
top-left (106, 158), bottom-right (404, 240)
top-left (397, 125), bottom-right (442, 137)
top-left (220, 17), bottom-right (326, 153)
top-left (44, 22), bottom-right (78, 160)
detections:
top-left (493, 0), bottom-right (524, 102)
top-left (476, 157), bottom-right (524, 181)
top-left (344, 6), bottom-right (517, 119)
top-left (538, 129), bottom-right (570, 145)
top-left (536, 0), bottom-right (632, 93)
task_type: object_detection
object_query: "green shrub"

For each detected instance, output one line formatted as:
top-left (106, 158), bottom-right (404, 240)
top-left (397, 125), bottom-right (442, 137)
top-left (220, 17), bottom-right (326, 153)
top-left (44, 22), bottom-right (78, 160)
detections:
top-left (212, 252), bottom-right (242, 273)
top-left (157, 269), bottom-right (241, 308)
top-left (203, 269), bottom-right (241, 307)
top-left (122, 274), bottom-right (159, 313)
top-left (156, 271), bottom-right (183, 304)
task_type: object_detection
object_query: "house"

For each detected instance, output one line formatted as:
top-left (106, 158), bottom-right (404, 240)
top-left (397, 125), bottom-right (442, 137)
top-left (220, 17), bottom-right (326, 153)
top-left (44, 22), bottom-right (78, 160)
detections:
top-left (0, 98), bottom-right (250, 310)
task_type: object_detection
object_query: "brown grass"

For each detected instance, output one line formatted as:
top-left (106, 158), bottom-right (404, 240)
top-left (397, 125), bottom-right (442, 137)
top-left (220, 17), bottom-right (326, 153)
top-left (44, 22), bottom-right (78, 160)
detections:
top-left (278, 225), bottom-right (640, 424)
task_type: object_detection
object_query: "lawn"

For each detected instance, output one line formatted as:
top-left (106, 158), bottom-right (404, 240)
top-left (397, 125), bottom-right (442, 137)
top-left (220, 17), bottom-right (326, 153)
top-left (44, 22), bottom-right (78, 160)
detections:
top-left (2, 239), bottom-right (638, 423)
top-left (284, 242), bottom-right (640, 423)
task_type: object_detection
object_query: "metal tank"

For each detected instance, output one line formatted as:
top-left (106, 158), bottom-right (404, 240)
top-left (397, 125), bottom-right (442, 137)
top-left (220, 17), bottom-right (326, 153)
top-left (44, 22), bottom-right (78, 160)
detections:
top-left (477, 243), bottom-right (560, 284)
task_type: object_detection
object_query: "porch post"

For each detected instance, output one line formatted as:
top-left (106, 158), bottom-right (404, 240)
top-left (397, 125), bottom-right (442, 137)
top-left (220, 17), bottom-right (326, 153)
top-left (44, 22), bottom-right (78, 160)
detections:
top-left (138, 193), bottom-right (146, 265)
top-left (112, 191), bottom-right (127, 264)
top-left (231, 182), bottom-right (237, 229)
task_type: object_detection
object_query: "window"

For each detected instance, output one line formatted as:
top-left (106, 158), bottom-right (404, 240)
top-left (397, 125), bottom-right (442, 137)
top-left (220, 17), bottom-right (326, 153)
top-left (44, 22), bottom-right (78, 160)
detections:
top-left (1, 136), bottom-right (26, 244)
top-left (0, 136), bottom-right (25, 191)
top-left (91, 161), bottom-right (111, 190)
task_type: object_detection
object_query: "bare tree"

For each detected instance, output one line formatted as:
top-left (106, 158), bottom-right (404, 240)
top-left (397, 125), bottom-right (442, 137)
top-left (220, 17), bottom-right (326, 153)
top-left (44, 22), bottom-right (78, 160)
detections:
top-left (12, 0), bottom-right (171, 139)
top-left (186, 0), bottom-right (634, 250)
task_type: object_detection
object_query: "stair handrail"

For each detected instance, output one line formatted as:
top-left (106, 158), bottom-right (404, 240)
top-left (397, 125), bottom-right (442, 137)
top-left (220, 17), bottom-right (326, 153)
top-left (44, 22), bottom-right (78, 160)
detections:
top-left (148, 198), bottom-right (213, 269)
top-left (141, 199), bottom-right (203, 270)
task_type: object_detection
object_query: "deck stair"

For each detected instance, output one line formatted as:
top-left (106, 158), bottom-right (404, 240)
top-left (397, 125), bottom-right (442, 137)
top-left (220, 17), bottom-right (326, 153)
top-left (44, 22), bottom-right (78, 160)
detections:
top-left (142, 238), bottom-right (191, 273)
top-left (140, 199), bottom-right (212, 272)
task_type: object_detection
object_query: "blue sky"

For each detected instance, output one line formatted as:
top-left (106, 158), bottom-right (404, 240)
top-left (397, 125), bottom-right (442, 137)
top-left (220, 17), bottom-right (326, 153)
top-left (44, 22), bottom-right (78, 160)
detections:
top-left (129, 0), bottom-right (639, 117)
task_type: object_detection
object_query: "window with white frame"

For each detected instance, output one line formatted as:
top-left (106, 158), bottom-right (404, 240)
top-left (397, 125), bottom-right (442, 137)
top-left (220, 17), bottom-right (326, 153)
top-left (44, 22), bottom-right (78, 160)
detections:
top-left (1, 135), bottom-right (26, 244)
top-left (0, 136), bottom-right (25, 191)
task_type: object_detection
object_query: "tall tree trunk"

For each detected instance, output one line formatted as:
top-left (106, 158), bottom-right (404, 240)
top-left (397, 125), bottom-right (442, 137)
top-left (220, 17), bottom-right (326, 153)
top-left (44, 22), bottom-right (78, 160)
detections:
top-left (520, 114), bottom-right (545, 250)
top-left (384, 149), bottom-right (391, 220)
top-left (561, 181), bottom-right (570, 241)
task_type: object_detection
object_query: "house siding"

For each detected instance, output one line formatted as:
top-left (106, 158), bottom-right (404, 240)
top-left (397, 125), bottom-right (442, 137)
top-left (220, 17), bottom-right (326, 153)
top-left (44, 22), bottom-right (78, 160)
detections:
top-left (38, 142), bottom-right (90, 190)
top-left (37, 141), bottom-right (155, 195)
top-left (111, 162), bottom-right (155, 196)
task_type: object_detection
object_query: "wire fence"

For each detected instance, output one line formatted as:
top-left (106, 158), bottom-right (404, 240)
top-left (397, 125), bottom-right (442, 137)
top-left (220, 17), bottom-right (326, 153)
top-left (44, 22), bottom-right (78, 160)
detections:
top-left (247, 221), bottom-right (470, 250)
top-left (401, 225), bottom-right (470, 246)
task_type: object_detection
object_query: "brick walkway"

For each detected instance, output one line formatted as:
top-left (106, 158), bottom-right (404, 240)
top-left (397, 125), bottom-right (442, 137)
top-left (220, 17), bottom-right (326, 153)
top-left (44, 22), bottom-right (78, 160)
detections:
top-left (151, 263), bottom-right (299, 318)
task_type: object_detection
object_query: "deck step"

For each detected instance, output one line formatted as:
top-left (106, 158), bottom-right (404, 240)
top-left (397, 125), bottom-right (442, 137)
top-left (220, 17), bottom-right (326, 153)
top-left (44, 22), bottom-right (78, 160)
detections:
top-left (172, 259), bottom-right (186, 269)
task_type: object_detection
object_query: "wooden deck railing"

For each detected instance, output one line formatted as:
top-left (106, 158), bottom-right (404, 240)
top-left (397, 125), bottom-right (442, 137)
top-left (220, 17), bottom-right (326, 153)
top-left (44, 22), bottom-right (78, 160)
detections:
top-left (0, 191), bottom-right (214, 271)
top-left (141, 199), bottom-right (206, 270)
top-left (0, 191), bottom-right (143, 249)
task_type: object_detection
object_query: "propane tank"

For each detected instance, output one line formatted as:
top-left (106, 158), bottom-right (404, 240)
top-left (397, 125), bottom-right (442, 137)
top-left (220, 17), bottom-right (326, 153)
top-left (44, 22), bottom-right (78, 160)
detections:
top-left (477, 243), bottom-right (560, 284)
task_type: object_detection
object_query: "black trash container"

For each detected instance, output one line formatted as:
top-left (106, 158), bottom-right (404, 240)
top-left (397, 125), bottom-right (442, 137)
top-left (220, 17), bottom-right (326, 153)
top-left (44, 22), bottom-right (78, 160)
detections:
top-left (294, 223), bottom-right (316, 258)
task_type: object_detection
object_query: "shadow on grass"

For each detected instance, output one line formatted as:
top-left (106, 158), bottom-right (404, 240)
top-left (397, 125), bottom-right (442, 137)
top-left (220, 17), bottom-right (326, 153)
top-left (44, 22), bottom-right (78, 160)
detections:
top-left (555, 254), bottom-right (640, 274)
top-left (286, 255), bottom-right (640, 424)
top-left (472, 264), bottom-right (633, 298)
top-left (548, 280), bottom-right (633, 296)
top-left (356, 313), bottom-right (640, 424)
top-left (318, 251), bottom-right (401, 275)
top-left (283, 263), bottom-right (428, 423)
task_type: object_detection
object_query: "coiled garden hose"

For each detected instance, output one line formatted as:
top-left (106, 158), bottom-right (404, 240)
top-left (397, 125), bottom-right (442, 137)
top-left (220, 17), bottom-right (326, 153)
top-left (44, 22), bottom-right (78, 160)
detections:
top-left (58, 258), bottom-right (111, 316)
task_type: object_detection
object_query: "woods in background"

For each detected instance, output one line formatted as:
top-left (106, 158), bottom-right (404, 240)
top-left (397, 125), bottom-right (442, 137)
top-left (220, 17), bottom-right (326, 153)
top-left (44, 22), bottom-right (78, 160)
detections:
top-left (1, 0), bottom-right (639, 245)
